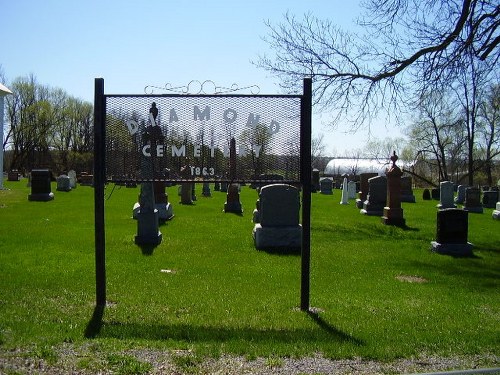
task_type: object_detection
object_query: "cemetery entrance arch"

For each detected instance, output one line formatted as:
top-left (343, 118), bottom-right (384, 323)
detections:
top-left (93, 78), bottom-right (312, 310)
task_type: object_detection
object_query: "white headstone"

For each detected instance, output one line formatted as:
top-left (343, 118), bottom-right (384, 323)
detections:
top-left (340, 177), bottom-right (349, 204)
top-left (67, 170), bottom-right (77, 189)
top-left (347, 181), bottom-right (357, 199)
top-left (437, 181), bottom-right (456, 209)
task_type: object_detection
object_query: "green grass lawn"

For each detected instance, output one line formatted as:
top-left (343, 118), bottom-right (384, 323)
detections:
top-left (0, 179), bottom-right (499, 365)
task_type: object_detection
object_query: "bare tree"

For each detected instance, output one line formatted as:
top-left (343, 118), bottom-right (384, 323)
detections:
top-left (256, 0), bottom-right (499, 129)
top-left (477, 83), bottom-right (500, 185)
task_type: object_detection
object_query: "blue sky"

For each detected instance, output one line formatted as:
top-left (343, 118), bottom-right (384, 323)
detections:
top-left (1, 0), bottom-right (400, 155)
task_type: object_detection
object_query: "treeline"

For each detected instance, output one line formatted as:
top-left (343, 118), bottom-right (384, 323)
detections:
top-left (3, 74), bottom-right (93, 175)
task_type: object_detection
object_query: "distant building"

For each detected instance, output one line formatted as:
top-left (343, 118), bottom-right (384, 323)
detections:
top-left (324, 158), bottom-right (389, 176)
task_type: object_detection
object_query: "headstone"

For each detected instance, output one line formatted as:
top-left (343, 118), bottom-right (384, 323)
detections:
top-left (154, 181), bottom-right (173, 221)
top-left (360, 175), bottom-right (387, 216)
top-left (7, 170), bottom-right (20, 181)
top-left (191, 183), bottom-right (197, 201)
top-left (356, 172), bottom-right (378, 208)
top-left (311, 169), bottom-right (320, 193)
top-left (28, 169), bottom-right (54, 201)
top-left (252, 184), bottom-right (302, 250)
top-left (56, 174), bottom-right (71, 192)
top-left (80, 172), bottom-right (93, 186)
top-left (134, 102), bottom-right (163, 245)
top-left (224, 183), bottom-right (243, 214)
top-left (482, 190), bottom-right (498, 209)
top-left (180, 183), bottom-right (193, 204)
top-left (135, 182), bottom-right (162, 245)
top-left (455, 185), bottom-right (467, 204)
top-left (437, 181), bottom-right (456, 209)
top-left (431, 208), bottom-right (473, 256)
top-left (381, 152), bottom-right (405, 226)
top-left (431, 188), bottom-right (440, 200)
top-left (400, 176), bottom-right (416, 203)
top-left (340, 177), bottom-right (349, 204)
top-left (463, 187), bottom-right (483, 213)
top-left (319, 177), bottom-right (333, 195)
top-left (422, 189), bottom-right (431, 200)
top-left (492, 202), bottom-right (500, 220)
top-left (202, 182), bottom-right (212, 197)
top-left (67, 170), bottom-right (77, 189)
top-left (347, 181), bottom-right (357, 199)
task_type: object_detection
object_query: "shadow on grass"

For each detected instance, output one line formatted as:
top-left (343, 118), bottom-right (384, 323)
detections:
top-left (84, 306), bottom-right (364, 347)
top-left (258, 246), bottom-right (301, 256)
top-left (84, 304), bottom-right (105, 338)
top-left (306, 310), bottom-right (365, 346)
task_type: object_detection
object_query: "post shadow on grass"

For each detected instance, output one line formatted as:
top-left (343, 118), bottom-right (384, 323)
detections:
top-left (306, 309), bottom-right (365, 346)
top-left (84, 304), bottom-right (104, 338)
top-left (84, 319), bottom-right (364, 347)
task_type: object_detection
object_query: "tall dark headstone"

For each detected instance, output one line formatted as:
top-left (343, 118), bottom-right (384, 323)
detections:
top-left (311, 169), bottom-right (320, 193)
top-left (381, 152), bottom-right (405, 226)
top-left (431, 208), bottom-right (473, 256)
top-left (224, 183), bottom-right (243, 214)
top-left (463, 187), bottom-right (483, 213)
top-left (482, 190), bottom-right (499, 209)
top-left (135, 102), bottom-right (162, 245)
top-left (360, 175), bottom-right (387, 216)
top-left (223, 138), bottom-right (242, 213)
top-left (400, 176), bottom-right (416, 203)
top-left (28, 169), bottom-right (54, 201)
top-left (356, 172), bottom-right (378, 208)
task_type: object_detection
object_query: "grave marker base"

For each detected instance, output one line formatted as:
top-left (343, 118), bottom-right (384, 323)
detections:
top-left (253, 224), bottom-right (302, 250)
top-left (28, 192), bottom-right (54, 201)
top-left (431, 241), bottom-right (474, 257)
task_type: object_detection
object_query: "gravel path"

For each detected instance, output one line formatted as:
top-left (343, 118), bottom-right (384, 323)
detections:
top-left (1, 345), bottom-right (499, 374)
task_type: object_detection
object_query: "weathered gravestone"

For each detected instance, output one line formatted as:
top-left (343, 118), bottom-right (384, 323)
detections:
top-left (431, 208), bottom-right (473, 256)
top-left (134, 102), bottom-right (164, 245)
top-left (7, 170), bottom-right (20, 181)
top-left (319, 177), bottom-right (333, 195)
top-left (28, 169), bottom-right (54, 201)
top-left (455, 185), bottom-right (467, 204)
top-left (492, 202), bottom-right (500, 220)
top-left (361, 175), bottom-right (387, 216)
top-left (431, 187), bottom-right (440, 200)
top-left (220, 181), bottom-right (228, 193)
top-left (202, 182), bottom-right (212, 197)
top-left (340, 177), bottom-right (349, 205)
top-left (311, 169), bottom-right (320, 193)
top-left (56, 174), bottom-right (71, 192)
top-left (422, 189), bottom-right (431, 200)
top-left (252, 184), bottom-right (302, 250)
top-left (347, 180), bottom-right (357, 200)
top-left (154, 181), bottom-right (173, 220)
top-left (224, 183), bottom-right (243, 214)
top-left (67, 170), bottom-right (77, 189)
top-left (381, 152), bottom-right (405, 226)
top-left (463, 187), bottom-right (483, 213)
top-left (437, 181), bottom-right (456, 209)
top-left (400, 176), bottom-right (416, 203)
top-left (135, 182), bottom-right (162, 245)
top-left (180, 183), bottom-right (193, 204)
top-left (356, 172), bottom-right (378, 208)
top-left (79, 172), bottom-right (93, 186)
top-left (482, 190), bottom-right (499, 209)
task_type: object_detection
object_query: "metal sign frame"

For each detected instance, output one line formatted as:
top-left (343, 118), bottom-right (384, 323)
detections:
top-left (93, 78), bottom-right (312, 310)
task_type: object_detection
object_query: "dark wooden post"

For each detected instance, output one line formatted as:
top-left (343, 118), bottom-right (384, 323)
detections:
top-left (94, 78), bottom-right (106, 306)
top-left (300, 77), bottom-right (312, 311)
